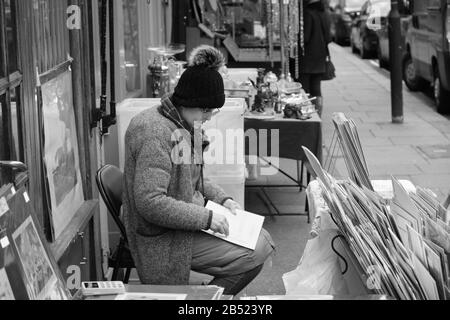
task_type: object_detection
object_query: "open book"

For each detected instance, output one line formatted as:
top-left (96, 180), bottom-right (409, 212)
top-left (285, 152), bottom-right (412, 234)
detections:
top-left (204, 202), bottom-right (265, 251)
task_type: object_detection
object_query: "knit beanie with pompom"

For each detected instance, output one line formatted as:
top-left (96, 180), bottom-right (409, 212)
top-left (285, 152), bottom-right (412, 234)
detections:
top-left (172, 45), bottom-right (226, 109)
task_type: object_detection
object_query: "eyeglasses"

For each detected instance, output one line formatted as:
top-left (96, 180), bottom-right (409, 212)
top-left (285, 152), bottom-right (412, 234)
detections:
top-left (202, 108), bottom-right (221, 116)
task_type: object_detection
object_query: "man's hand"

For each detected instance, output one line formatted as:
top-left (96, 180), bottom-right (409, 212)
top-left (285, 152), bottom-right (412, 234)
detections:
top-left (223, 199), bottom-right (242, 215)
top-left (210, 213), bottom-right (230, 237)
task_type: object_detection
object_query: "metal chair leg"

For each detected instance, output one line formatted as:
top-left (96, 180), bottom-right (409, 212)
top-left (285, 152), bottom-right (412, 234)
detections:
top-left (112, 239), bottom-right (125, 281)
top-left (298, 161), bottom-right (304, 192)
top-left (124, 268), bottom-right (132, 284)
top-left (305, 193), bottom-right (310, 224)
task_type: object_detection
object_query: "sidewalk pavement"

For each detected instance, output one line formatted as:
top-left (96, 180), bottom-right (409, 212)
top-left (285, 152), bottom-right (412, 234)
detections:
top-left (322, 43), bottom-right (450, 202)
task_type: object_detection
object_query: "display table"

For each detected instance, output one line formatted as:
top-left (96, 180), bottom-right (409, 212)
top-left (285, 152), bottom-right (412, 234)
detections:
top-left (244, 113), bottom-right (322, 218)
top-left (245, 113), bottom-right (323, 164)
top-left (80, 285), bottom-right (230, 300)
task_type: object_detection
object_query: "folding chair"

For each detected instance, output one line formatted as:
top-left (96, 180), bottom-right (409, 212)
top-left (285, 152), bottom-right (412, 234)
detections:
top-left (96, 165), bottom-right (135, 283)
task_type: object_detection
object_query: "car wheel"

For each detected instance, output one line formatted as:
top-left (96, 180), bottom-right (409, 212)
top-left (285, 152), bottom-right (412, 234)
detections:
top-left (351, 37), bottom-right (358, 53)
top-left (378, 46), bottom-right (388, 69)
top-left (360, 37), bottom-right (371, 59)
top-left (433, 68), bottom-right (450, 114)
top-left (402, 54), bottom-right (424, 91)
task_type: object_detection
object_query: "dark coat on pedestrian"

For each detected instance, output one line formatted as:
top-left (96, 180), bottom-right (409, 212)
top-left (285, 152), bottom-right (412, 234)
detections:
top-left (299, 2), bottom-right (332, 75)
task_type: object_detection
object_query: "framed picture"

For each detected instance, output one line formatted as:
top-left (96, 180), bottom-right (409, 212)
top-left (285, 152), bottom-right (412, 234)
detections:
top-left (41, 71), bottom-right (84, 240)
top-left (12, 216), bottom-right (62, 300)
top-left (0, 191), bottom-right (30, 300)
top-left (1, 185), bottom-right (71, 300)
top-left (0, 267), bottom-right (15, 300)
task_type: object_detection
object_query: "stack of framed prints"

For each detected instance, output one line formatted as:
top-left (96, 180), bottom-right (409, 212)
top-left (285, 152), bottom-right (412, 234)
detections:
top-left (0, 185), bottom-right (71, 300)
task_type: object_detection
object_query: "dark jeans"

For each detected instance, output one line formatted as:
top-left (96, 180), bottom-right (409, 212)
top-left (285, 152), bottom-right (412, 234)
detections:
top-left (191, 229), bottom-right (275, 296)
top-left (299, 73), bottom-right (324, 116)
top-left (299, 73), bottom-right (323, 98)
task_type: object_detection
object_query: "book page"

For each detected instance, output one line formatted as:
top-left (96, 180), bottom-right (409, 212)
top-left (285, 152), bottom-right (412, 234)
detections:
top-left (205, 202), bottom-right (265, 250)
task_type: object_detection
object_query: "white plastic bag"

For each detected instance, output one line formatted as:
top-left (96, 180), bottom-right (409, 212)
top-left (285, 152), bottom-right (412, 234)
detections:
top-left (283, 230), bottom-right (350, 296)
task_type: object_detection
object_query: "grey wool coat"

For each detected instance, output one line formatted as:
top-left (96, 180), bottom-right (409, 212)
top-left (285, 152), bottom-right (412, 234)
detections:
top-left (122, 106), bottom-right (231, 285)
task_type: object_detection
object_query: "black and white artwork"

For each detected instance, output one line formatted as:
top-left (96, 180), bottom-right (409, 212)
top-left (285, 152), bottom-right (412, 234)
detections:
top-left (0, 267), bottom-right (14, 300)
top-left (41, 71), bottom-right (84, 239)
top-left (12, 216), bottom-right (59, 300)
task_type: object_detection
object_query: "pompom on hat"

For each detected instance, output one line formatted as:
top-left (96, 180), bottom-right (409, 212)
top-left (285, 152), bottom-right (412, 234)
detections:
top-left (188, 45), bottom-right (226, 71)
top-left (172, 45), bottom-right (226, 110)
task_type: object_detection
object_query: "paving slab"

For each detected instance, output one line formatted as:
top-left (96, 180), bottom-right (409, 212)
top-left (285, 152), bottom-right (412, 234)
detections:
top-left (415, 111), bottom-right (449, 122)
top-left (429, 121), bottom-right (450, 134)
top-left (390, 136), bottom-right (450, 146)
top-left (359, 137), bottom-right (394, 146)
top-left (417, 160), bottom-right (450, 174)
top-left (364, 146), bottom-right (428, 165)
top-left (371, 124), bottom-right (444, 137)
top-left (410, 174), bottom-right (450, 190)
top-left (417, 145), bottom-right (450, 159)
top-left (367, 164), bottom-right (423, 176)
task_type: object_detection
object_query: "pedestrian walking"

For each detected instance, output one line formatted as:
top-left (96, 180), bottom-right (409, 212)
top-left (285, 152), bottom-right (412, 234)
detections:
top-left (293, 0), bottom-right (332, 117)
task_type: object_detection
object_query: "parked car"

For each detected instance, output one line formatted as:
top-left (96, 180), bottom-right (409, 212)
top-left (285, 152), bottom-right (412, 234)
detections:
top-left (370, 0), bottom-right (411, 69)
top-left (329, 0), bottom-right (366, 45)
top-left (350, 0), bottom-right (381, 58)
top-left (403, 0), bottom-right (450, 114)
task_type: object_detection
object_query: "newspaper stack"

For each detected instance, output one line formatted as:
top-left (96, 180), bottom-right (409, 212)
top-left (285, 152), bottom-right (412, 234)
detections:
top-left (332, 113), bottom-right (373, 191)
top-left (303, 146), bottom-right (450, 300)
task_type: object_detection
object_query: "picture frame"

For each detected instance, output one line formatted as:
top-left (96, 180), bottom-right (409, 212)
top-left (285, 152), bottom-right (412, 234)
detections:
top-left (0, 228), bottom-right (30, 300)
top-left (0, 185), bottom-right (71, 300)
top-left (12, 216), bottom-right (66, 300)
top-left (0, 267), bottom-right (15, 300)
top-left (40, 71), bottom-right (85, 240)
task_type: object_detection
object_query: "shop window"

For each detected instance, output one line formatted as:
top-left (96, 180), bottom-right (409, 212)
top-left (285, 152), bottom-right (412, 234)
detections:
top-left (412, 0), bottom-right (427, 14)
top-left (0, 45), bottom-right (4, 80)
top-left (0, 90), bottom-right (23, 186)
top-left (123, 0), bottom-right (141, 93)
top-left (400, 0), bottom-right (411, 15)
top-left (0, 0), bottom-right (24, 188)
top-left (9, 87), bottom-right (22, 162)
top-left (32, 0), bottom-right (70, 74)
top-left (5, 0), bottom-right (18, 74)
top-left (0, 88), bottom-right (23, 184)
top-left (219, 0), bottom-right (269, 46)
top-left (0, 95), bottom-right (8, 162)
